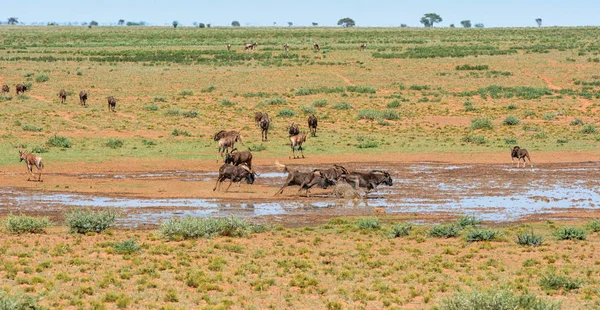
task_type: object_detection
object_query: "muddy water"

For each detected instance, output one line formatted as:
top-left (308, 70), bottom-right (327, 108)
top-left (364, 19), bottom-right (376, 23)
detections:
top-left (2, 162), bottom-right (600, 227)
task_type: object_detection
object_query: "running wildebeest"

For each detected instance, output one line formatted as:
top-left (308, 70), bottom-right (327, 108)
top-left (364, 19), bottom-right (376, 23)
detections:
top-left (359, 43), bottom-right (367, 51)
top-left (213, 163), bottom-right (256, 192)
top-left (511, 146), bottom-right (533, 168)
top-left (290, 133), bottom-right (307, 159)
top-left (107, 96), bottom-right (117, 112)
top-left (227, 44), bottom-right (231, 52)
top-left (244, 42), bottom-right (257, 50)
top-left (79, 90), bottom-right (88, 107)
top-left (345, 170), bottom-right (393, 194)
top-left (288, 122), bottom-right (299, 136)
top-left (283, 44), bottom-right (289, 52)
top-left (58, 89), bottom-right (67, 103)
top-left (275, 162), bottom-right (335, 197)
top-left (307, 115), bottom-right (318, 137)
top-left (225, 148), bottom-right (253, 169)
top-left (19, 150), bottom-right (44, 182)
top-left (1, 85), bottom-right (8, 93)
top-left (16, 83), bottom-right (27, 95)
top-left (313, 42), bottom-right (320, 51)
top-left (259, 114), bottom-right (270, 142)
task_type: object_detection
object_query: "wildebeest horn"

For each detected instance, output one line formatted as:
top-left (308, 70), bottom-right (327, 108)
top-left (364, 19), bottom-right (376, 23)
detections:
top-left (371, 170), bottom-right (386, 174)
top-left (275, 161), bottom-right (287, 172)
top-left (240, 165), bottom-right (252, 173)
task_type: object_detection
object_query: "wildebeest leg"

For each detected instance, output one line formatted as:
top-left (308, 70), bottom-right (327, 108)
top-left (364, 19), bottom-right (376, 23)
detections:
top-left (27, 164), bottom-right (35, 181)
top-left (299, 145), bottom-right (304, 158)
top-left (276, 176), bottom-right (294, 196)
top-left (213, 176), bottom-right (224, 191)
top-left (225, 179), bottom-right (233, 192)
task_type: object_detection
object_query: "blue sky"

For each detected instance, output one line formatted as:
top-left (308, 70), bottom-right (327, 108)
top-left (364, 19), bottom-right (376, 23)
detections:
top-left (3, 0), bottom-right (599, 27)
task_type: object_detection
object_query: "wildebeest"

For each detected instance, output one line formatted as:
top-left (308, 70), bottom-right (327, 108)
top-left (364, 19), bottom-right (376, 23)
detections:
top-left (107, 96), bottom-right (117, 112)
top-left (275, 162), bottom-right (335, 196)
top-left (16, 83), bottom-right (27, 95)
top-left (216, 133), bottom-right (243, 162)
top-left (511, 146), bottom-right (533, 168)
top-left (288, 122), bottom-right (299, 136)
top-left (283, 44), bottom-right (289, 52)
top-left (313, 42), bottom-right (320, 51)
top-left (254, 111), bottom-right (265, 127)
top-left (308, 115), bottom-right (318, 137)
top-left (318, 164), bottom-right (349, 182)
top-left (333, 179), bottom-right (363, 199)
top-left (225, 148), bottom-right (253, 169)
top-left (227, 44), bottom-right (231, 52)
top-left (213, 164), bottom-right (256, 192)
top-left (58, 89), bottom-right (67, 103)
top-left (359, 43), bottom-right (367, 51)
top-left (1, 85), bottom-right (8, 93)
top-left (290, 134), bottom-right (307, 159)
top-left (19, 150), bottom-right (44, 182)
top-left (244, 42), bottom-right (257, 50)
top-left (259, 115), bottom-right (270, 142)
top-left (346, 170), bottom-right (393, 193)
top-left (214, 130), bottom-right (240, 142)
top-left (79, 90), bottom-right (88, 107)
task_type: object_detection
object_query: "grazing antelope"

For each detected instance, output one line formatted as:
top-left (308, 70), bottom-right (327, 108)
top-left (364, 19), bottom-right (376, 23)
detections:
top-left (259, 114), bottom-right (270, 142)
top-left (1, 85), bottom-right (8, 93)
top-left (313, 42), bottom-right (320, 51)
top-left (107, 96), bottom-right (117, 112)
top-left (288, 122), bottom-right (299, 136)
top-left (79, 90), bottom-right (88, 107)
top-left (19, 150), bottom-right (44, 182)
top-left (359, 43), bottom-right (367, 51)
top-left (307, 115), bottom-right (318, 137)
top-left (227, 44), bottom-right (231, 52)
top-left (283, 44), bottom-right (289, 52)
top-left (290, 134), bottom-right (307, 159)
top-left (511, 146), bottom-right (533, 168)
top-left (217, 134), bottom-right (242, 162)
top-left (16, 83), bottom-right (27, 95)
top-left (244, 42), bottom-right (257, 50)
top-left (58, 88), bottom-right (67, 103)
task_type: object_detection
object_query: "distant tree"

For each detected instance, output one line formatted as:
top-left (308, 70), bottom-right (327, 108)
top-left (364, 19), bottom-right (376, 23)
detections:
top-left (287, 21), bottom-right (293, 27)
top-left (312, 22), bottom-right (318, 26)
top-left (400, 24), bottom-right (407, 28)
top-left (206, 24), bottom-right (211, 28)
top-left (460, 20), bottom-right (471, 28)
top-left (337, 17), bottom-right (355, 27)
top-left (90, 20), bottom-right (98, 26)
top-left (449, 24), bottom-right (455, 28)
top-left (118, 19), bottom-right (125, 26)
top-left (193, 21), bottom-right (198, 27)
top-left (172, 20), bottom-right (178, 28)
top-left (231, 20), bottom-right (240, 27)
top-left (535, 18), bottom-right (542, 27)
top-left (7, 17), bottom-right (18, 25)
top-left (474, 23), bottom-right (484, 28)
top-left (82, 22), bottom-right (88, 26)
top-left (198, 23), bottom-right (205, 28)
top-left (420, 13), bottom-right (442, 27)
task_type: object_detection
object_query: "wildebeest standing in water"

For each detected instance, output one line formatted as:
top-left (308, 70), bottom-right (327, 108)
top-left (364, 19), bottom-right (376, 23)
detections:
top-left (19, 150), bottom-right (44, 182)
top-left (308, 115), bottom-right (318, 137)
top-left (107, 96), bottom-right (117, 112)
top-left (290, 133), bottom-right (307, 159)
top-left (213, 164), bottom-right (256, 192)
top-left (58, 89), bottom-right (67, 103)
top-left (275, 161), bottom-right (335, 197)
top-left (259, 115), bottom-right (270, 142)
top-left (79, 90), bottom-right (88, 107)
top-left (345, 170), bottom-right (393, 197)
top-left (16, 83), bottom-right (27, 95)
top-left (1, 85), bottom-right (8, 93)
top-left (511, 146), bottom-right (533, 168)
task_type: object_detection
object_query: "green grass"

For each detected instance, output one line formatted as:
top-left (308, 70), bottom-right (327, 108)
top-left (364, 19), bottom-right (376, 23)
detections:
top-left (539, 273), bottom-right (582, 292)
top-left (332, 102), bottom-right (353, 110)
top-left (580, 124), bottom-right (597, 134)
top-left (277, 108), bottom-right (297, 117)
top-left (312, 99), bottom-right (328, 107)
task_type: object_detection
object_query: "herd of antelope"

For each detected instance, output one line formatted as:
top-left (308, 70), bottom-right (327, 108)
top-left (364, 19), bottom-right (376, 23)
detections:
top-left (226, 42), bottom-right (369, 52)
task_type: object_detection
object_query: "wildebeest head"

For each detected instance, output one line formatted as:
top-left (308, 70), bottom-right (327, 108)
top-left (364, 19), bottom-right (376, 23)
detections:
top-left (373, 170), bottom-right (393, 186)
top-left (224, 153), bottom-right (233, 165)
top-left (511, 146), bottom-right (521, 157)
top-left (240, 165), bottom-right (255, 184)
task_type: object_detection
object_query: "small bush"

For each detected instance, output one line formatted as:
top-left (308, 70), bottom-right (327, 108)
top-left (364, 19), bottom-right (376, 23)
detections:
top-left (31, 146), bottom-right (48, 153)
top-left (179, 89), bottom-right (194, 96)
top-left (201, 85), bottom-right (216, 93)
top-left (381, 110), bottom-right (400, 120)
top-left (182, 110), bottom-right (198, 118)
top-left (35, 74), bottom-right (49, 83)
top-left (507, 104), bottom-right (518, 110)
top-left (22, 125), bottom-right (43, 132)
top-left (540, 273), bottom-right (582, 291)
top-left (465, 229), bottom-right (497, 242)
top-left (471, 118), bottom-right (493, 130)
top-left (220, 98), bottom-right (236, 106)
top-left (430, 224), bottom-right (460, 238)
top-left (153, 96), bottom-right (167, 102)
top-left (313, 99), bottom-right (328, 107)
top-left (388, 223), bottom-right (412, 238)
top-left (4, 214), bottom-right (51, 234)
top-left (46, 134), bottom-right (72, 148)
top-left (456, 64), bottom-right (489, 71)
top-left (332, 102), bottom-right (353, 110)
top-left (17, 94), bottom-right (29, 100)
top-left (0, 95), bottom-right (13, 101)
top-left (264, 98), bottom-right (286, 105)
top-left (580, 124), bottom-right (597, 134)
top-left (105, 138), bottom-right (124, 149)
top-left (588, 218), bottom-right (600, 232)
top-left (456, 215), bottom-right (481, 228)
top-left (0, 291), bottom-right (43, 310)
top-left (142, 139), bottom-right (157, 146)
top-left (301, 105), bottom-right (316, 114)
top-left (76, 71), bottom-right (83, 76)
top-left (158, 216), bottom-right (256, 240)
top-left (113, 239), bottom-right (141, 255)
top-left (461, 135), bottom-right (486, 145)
top-left (171, 129), bottom-right (191, 137)
top-left (556, 138), bottom-right (569, 144)
top-left (248, 144), bottom-right (267, 152)
top-left (358, 217), bottom-right (380, 230)
top-left (409, 85), bottom-right (430, 91)
top-left (64, 209), bottom-right (118, 234)
top-left (516, 230), bottom-right (543, 246)
top-left (346, 85), bottom-right (376, 94)
top-left (503, 116), bottom-right (521, 126)
top-left (358, 109), bottom-right (381, 120)
top-left (570, 118), bottom-right (584, 126)
top-left (277, 108), bottom-right (297, 117)
top-left (357, 141), bottom-right (378, 149)
top-left (554, 226), bottom-right (586, 240)
top-left (144, 104), bottom-right (159, 111)
top-left (165, 109), bottom-right (181, 116)
top-left (542, 113), bottom-right (557, 121)
top-left (463, 101), bottom-right (476, 112)
top-left (504, 138), bottom-right (517, 145)
top-left (439, 288), bottom-right (560, 310)
top-left (386, 100), bottom-right (400, 108)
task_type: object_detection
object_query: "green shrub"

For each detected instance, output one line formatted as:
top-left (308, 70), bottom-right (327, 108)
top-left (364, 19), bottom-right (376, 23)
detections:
top-left (556, 138), bottom-right (569, 144)
top-left (358, 217), bottom-right (380, 230)
top-left (64, 209), bottom-right (118, 234)
top-left (463, 101), bottom-right (476, 111)
top-left (456, 64), bottom-right (489, 70)
top-left (17, 94), bottom-right (29, 100)
top-left (105, 138), bottom-right (124, 149)
top-left (409, 85), bottom-right (430, 91)
top-left (386, 100), bottom-right (400, 108)
top-left (313, 99), bottom-right (328, 107)
top-left (0, 291), bottom-right (43, 310)
top-left (570, 118), bottom-right (584, 126)
top-left (0, 95), bottom-right (13, 102)
top-left (144, 103), bottom-right (159, 111)
top-left (171, 129), bottom-right (191, 137)
top-left (430, 224), bottom-right (460, 238)
top-left (554, 226), bottom-right (586, 240)
top-left (503, 116), bottom-right (521, 126)
top-left (153, 96), bottom-right (167, 102)
top-left (346, 85), bottom-right (376, 94)
top-left (461, 135), bottom-right (486, 145)
top-left (388, 223), bottom-right (412, 238)
top-left (201, 85), bottom-right (216, 93)
top-left (182, 110), bottom-right (198, 118)
top-left (580, 124), bottom-right (597, 134)
top-left (76, 71), bottom-right (83, 76)
top-left (357, 141), bottom-right (378, 149)
top-left (465, 229), bottom-right (497, 242)
top-left (439, 288), bottom-right (560, 310)
top-left (113, 239), bottom-right (141, 255)
top-left (4, 214), bottom-right (51, 234)
top-left (332, 102), bottom-right (353, 110)
top-left (31, 146), bottom-right (48, 153)
top-left (179, 89), bottom-right (194, 96)
top-left (142, 139), bottom-right (157, 146)
top-left (35, 74), bottom-right (49, 83)
top-left (542, 113), bottom-right (556, 121)
top-left (301, 105), bottom-right (316, 114)
top-left (588, 219), bottom-right (600, 232)
top-left (277, 108), bottom-right (297, 117)
top-left (264, 97), bottom-right (286, 105)
top-left (507, 104), bottom-right (518, 110)
top-left (46, 134), bottom-right (72, 148)
top-left (470, 118), bottom-right (493, 130)
top-left (220, 98), bottom-right (236, 106)
top-left (22, 125), bottom-right (43, 132)
top-left (158, 216), bottom-right (256, 240)
top-left (504, 138), bottom-right (517, 145)
top-left (540, 273), bottom-right (582, 291)
top-left (456, 215), bottom-right (481, 228)
top-left (357, 109), bottom-right (381, 120)
top-left (248, 144), bottom-right (267, 152)
top-left (381, 110), bottom-right (400, 120)
top-left (516, 230), bottom-right (543, 246)
top-left (534, 131), bottom-right (548, 139)
top-left (165, 109), bottom-right (181, 116)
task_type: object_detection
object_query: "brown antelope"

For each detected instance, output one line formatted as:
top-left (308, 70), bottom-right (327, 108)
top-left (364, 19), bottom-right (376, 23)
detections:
top-left (217, 134), bottom-right (242, 162)
top-left (283, 44), bottom-right (289, 52)
top-left (19, 150), bottom-right (44, 182)
top-left (290, 134), bottom-right (307, 159)
top-left (308, 115), bottom-right (318, 137)
top-left (244, 42), bottom-right (257, 50)
top-left (58, 89), bottom-right (67, 103)
top-left (227, 44), bottom-right (231, 52)
top-left (16, 83), bottom-right (27, 94)
top-left (259, 114), bottom-right (270, 142)
top-left (107, 96), bottom-right (117, 112)
top-left (1, 85), bottom-right (8, 93)
top-left (313, 42), bottom-right (320, 51)
top-left (360, 43), bottom-right (367, 51)
top-left (511, 146), bottom-right (533, 168)
top-left (79, 90), bottom-right (88, 107)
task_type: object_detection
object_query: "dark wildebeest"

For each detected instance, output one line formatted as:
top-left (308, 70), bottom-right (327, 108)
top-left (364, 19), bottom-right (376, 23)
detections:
top-left (1, 85), bottom-right (8, 93)
top-left (213, 164), bottom-right (256, 192)
top-left (225, 148), bottom-right (253, 169)
top-left (79, 90), bottom-right (88, 107)
top-left (58, 89), bottom-right (67, 103)
top-left (313, 42), bottom-right (320, 51)
top-left (275, 162), bottom-right (335, 197)
top-left (19, 150), bottom-right (44, 182)
top-left (345, 170), bottom-right (393, 195)
top-left (307, 115), bottom-right (318, 137)
top-left (259, 115), bottom-right (270, 142)
top-left (290, 134), bottom-right (307, 159)
top-left (244, 42), bottom-right (257, 50)
top-left (16, 83), bottom-right (27, 95)
top-left (288, 122), bottom-right (299, 136)
top-left (359, 43), bottom-right (367, 51)
top-left (254, 111), bottom-right (265, 127)
top-left (227, 44), bottom-right (231, 52)
top-left (511, 146), bottom-right (533, 168)
top-left (283, 44), bottom-right (289, 52)
top-left (107, 96), bottom-right (117, 112)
